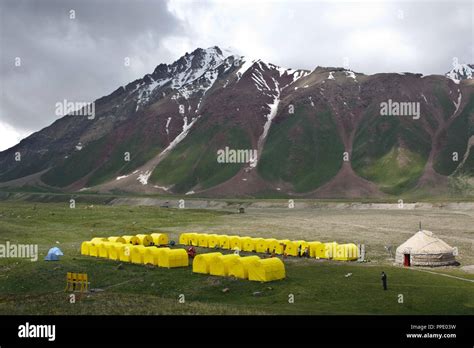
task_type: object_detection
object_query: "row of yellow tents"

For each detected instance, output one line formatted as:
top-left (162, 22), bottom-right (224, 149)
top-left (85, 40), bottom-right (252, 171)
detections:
top-left (193, 253), bottom-right (285, 282)
top-left (81, 234), bottom-right (188, 268)
top-left (101, 233), bottom-right (169, 246)
top-left (180, 233), bottom-right (359, 261)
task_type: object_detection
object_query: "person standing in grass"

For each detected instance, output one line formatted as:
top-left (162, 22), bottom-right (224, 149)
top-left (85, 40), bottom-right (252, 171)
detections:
top-left (303, 247), bottom-right (310, 258)
top-left (381, 271), bottom-right (388, 290)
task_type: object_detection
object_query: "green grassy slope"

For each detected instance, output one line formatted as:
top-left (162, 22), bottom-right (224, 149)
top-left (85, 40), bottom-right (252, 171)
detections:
top-left (434, 93), bottom-right (474, 176)
top-left (258, 107), bottom-right (344, 192)
top-left (41, 124), bottom-right (163, 188)
top-left (150, 126), bottom-right (251, 193)
top-left (352, 104), bottom-right (431, 195)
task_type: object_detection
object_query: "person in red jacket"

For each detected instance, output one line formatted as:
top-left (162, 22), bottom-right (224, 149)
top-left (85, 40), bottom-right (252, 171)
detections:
top-left (187, 245), bottom-right (196, 258)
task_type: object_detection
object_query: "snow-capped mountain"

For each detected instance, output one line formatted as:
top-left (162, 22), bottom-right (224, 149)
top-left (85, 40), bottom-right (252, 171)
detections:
top-left (1, 47), bottom-right (473, 198)
top-left (446, 63), bottom-right (474, 83)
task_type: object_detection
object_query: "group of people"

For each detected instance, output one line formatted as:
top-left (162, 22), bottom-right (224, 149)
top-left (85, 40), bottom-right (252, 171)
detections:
top-left (264, 244), bottom-right (310, 258)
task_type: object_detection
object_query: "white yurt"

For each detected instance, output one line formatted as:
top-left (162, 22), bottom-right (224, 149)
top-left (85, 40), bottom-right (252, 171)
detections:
top-left (395, 230), bottom-right (456, 267)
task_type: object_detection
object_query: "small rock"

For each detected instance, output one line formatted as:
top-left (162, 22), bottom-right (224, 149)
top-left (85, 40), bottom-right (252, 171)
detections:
top-left (253, 291), bottom-right (262, 296)
top-left (222, 288), bottom-right (230, 293)
top-left (267, 287), bottom-right (273, 290)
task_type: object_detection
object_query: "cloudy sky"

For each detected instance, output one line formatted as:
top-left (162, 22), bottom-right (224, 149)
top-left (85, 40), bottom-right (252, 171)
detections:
top-left (0, 0), bottom-right (472, 151)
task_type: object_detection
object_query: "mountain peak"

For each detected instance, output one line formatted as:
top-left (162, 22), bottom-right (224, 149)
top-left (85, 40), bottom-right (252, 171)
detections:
top-left (446, 63), bottom-right (473, 83)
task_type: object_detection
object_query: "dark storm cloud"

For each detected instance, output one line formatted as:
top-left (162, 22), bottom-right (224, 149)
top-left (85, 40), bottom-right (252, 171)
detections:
top-left (0, 0), bottom-right (185, 142)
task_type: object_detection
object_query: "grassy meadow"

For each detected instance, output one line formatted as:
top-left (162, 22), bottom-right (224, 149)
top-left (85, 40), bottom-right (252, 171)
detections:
top-left (0, 200), bottom-right (473, 315)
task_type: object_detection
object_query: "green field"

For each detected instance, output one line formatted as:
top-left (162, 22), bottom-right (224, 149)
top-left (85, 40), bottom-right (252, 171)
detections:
top-left (0, 201), bottom-right (473, 315)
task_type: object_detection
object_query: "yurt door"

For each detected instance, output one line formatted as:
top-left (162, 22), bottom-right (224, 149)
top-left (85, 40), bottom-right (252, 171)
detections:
top-left (403, 254), bottom-right (411, 267)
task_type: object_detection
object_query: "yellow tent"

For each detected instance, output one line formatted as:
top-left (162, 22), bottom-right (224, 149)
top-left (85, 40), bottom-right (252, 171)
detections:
top-left (254, 238), bottom-right (267, 253)
top-left (150, 233), bottom-right (169, 246)
top-left (81, 241), bottom-right (92, 255)
top-left (187, 233), bottom-right (199, 246)
top-left (91, 237), bottom-right (107, 244)
top-left (248, 258), bottom-right (286, 282)
top-left (228, 256), bottom-right (260, 279)
top-left (122, 235), bottom-right (139, 245)
top-left (277, 239), bottom-right (290, 254)
top-left (143, 247), bottom-right (161, 265)
top-left (107, 236), bottom-right (125, 244)
top-left (209, 254), bottom-right (240, 276)
top-left (159, 249), bottom-right (188, 268)
top-left (198, 234), bottom-right (209, 247)
top-left (107, 243), bottom-right (122, 260)
top-left (308, 241), bottom-right (324, 258)
top-left (207, 234), bottom-right (220, 248)
top-left (229, 236), bottom-right (242, 250)
top-left (98, 242), bottom-right (113, 258)
top-left (136, 234), bottom-right (154, 246)
top-left (333, 243), bottom-right (359, 261)
top-left (285, 240), bottom-right (309, 256)
top-left (179, 233), bottom-right (190, 245)
top-left (154, 247), bottom-right (171, 265)
top-left (88, 243), bottom-right (100, 257)
top-left (218, 235), bottom-right (230, 249)
top-left (323, 242), bottom-right (338, 259)
top-left (284, 241), bottom-right (297, 256)
top-left (265, 239), bottom-right (283, 254)
top-left (240, 237), bottom-right (255, 252)
top-left (118, 244), bottom-right (132, 262)
top-left (193, 252), bottom-right (223, 274)
top-left (130, 245), bottom-right (147, 264)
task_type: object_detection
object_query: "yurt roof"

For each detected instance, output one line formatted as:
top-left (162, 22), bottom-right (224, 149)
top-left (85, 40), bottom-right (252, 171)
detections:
top-left (396, 230), bottom-right (454, 254)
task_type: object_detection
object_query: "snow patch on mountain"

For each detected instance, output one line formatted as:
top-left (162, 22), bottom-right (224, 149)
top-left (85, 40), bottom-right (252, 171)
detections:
top-left (252, 69), bottom-right (271, 93)
top-left (255, 78), bottom-right (281, 167)
top-left (153, 185), bottom-right (170, 191)
top-left (162, 115), bottom-right (200, 156)
top-left (446, 63), bottom-right (473, 84)
top-left (137, 170), bottom-right (151, 185)
top-left (344, 70), bottom-right (357, 81)
top-left (236, 57), bottom-right (256, 82)
top-left (170, 47), bottom-right (227, 89)
top-left (135, 77), bottom-right (171, 110)
top-left (165, 117), bottom-right (172, 135)
top-left (453, 91), bottom-right (462, 113)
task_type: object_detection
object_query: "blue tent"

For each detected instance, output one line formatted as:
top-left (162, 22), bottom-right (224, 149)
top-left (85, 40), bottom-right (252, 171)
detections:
top-left (44, 247), bottom-right (64, 261)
